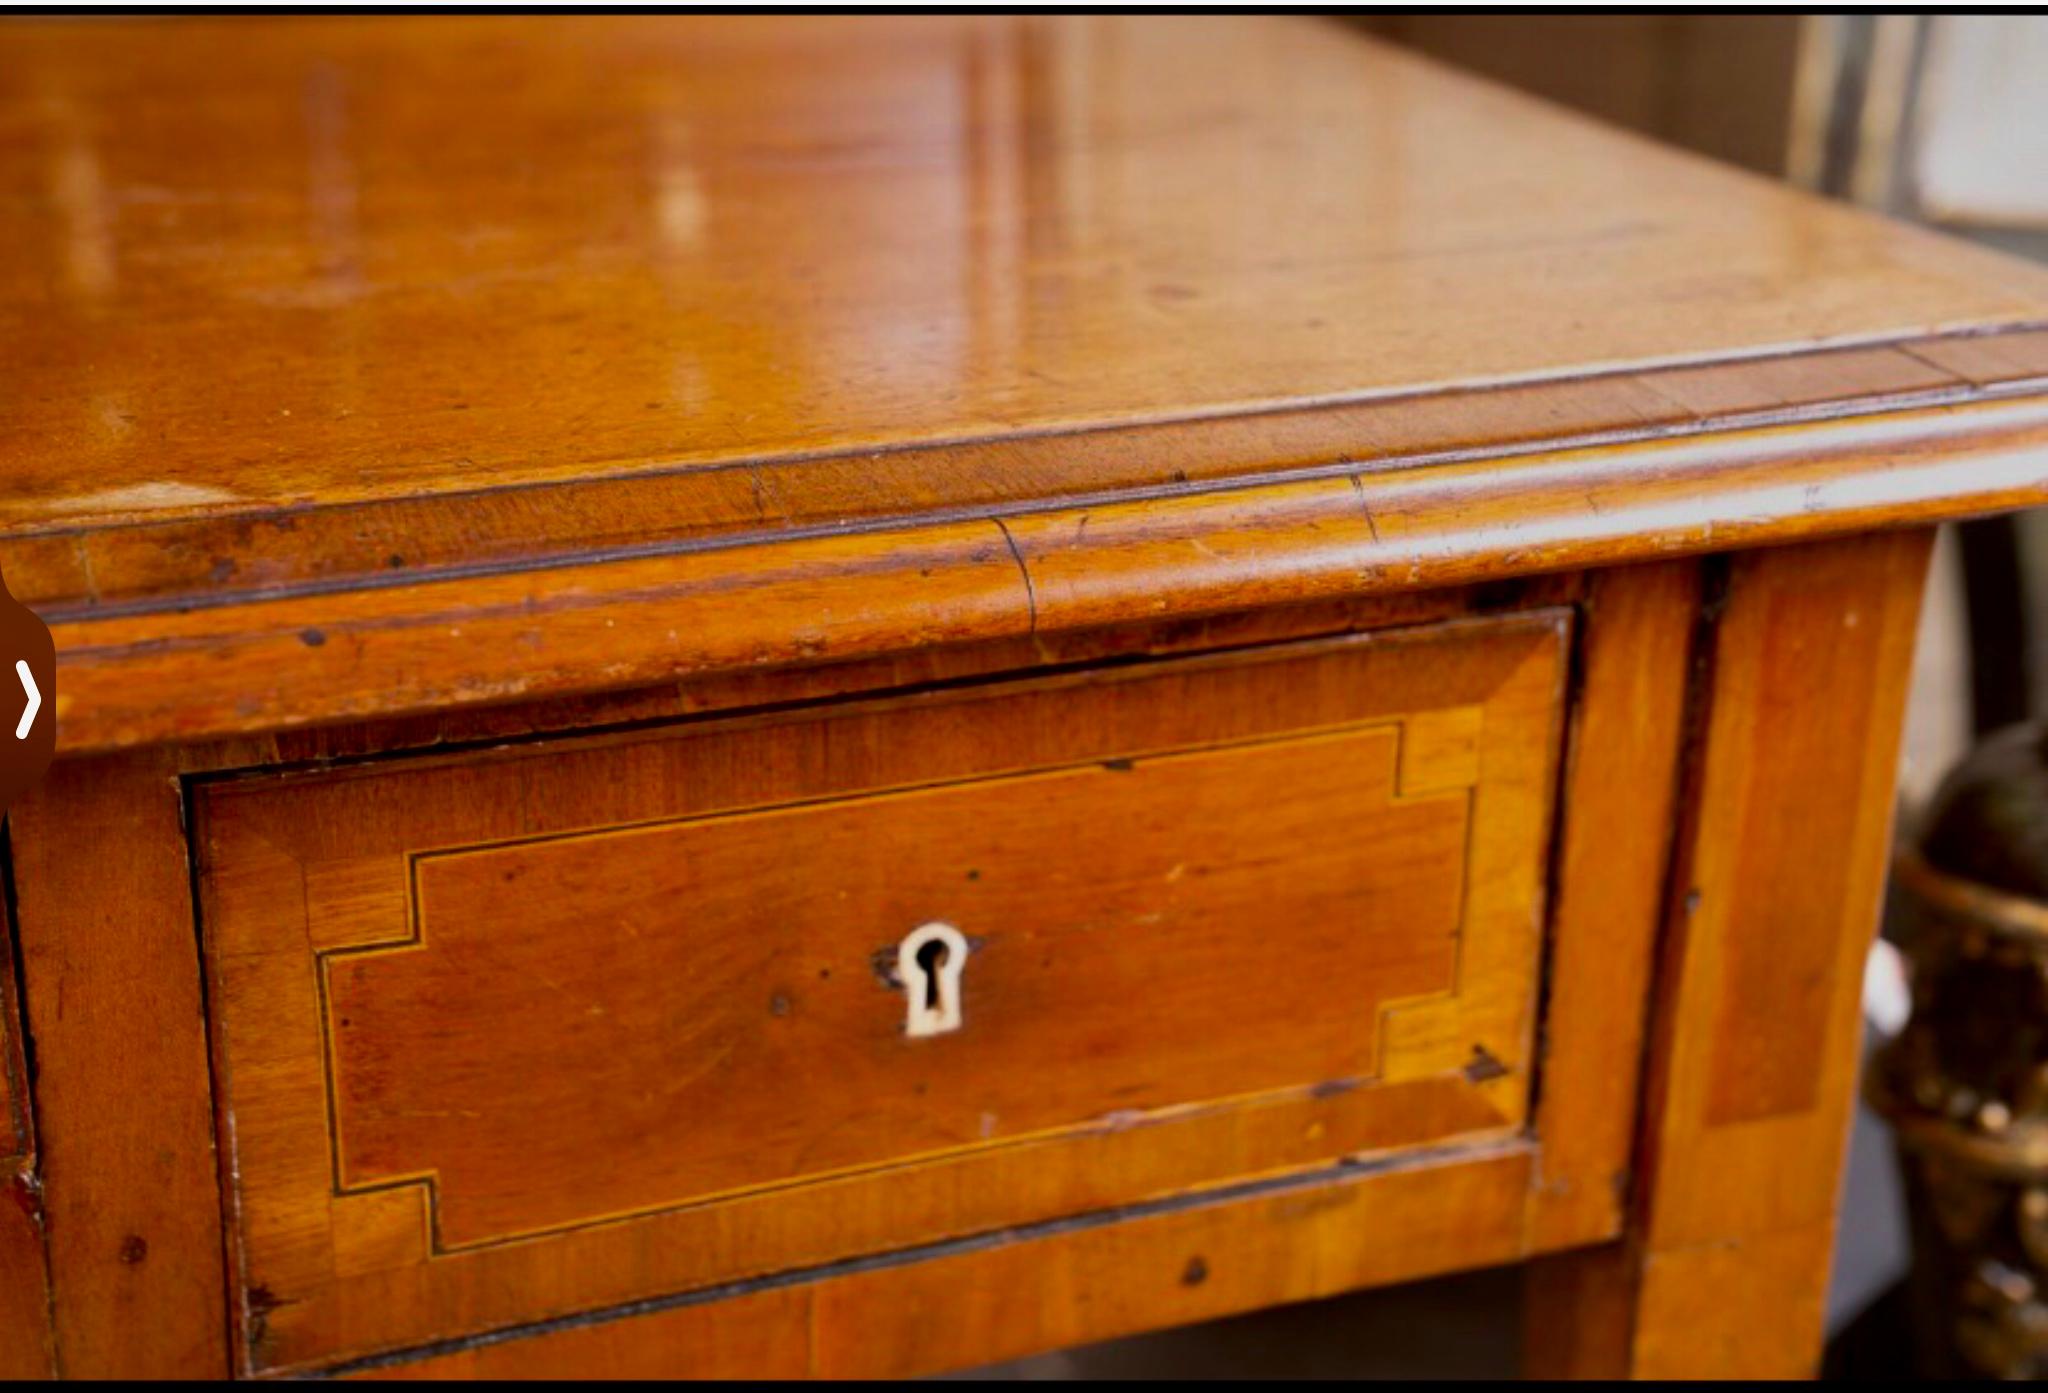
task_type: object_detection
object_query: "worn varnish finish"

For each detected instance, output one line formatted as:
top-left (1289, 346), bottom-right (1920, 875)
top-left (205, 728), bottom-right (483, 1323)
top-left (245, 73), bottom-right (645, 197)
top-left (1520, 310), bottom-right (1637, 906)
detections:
top-left (2, 14), bottom-right (2043, 537)
top-left (351, 1148), bottom-right (1537, 1380)
top-left (1520, 561), bottom-right (1699, 1252)
top-left (3, 16), bottom-right (2048, 750)
top-left (2, 335), bottom-right (2045, 625)
top-left (1527, 530), bottom-right (1935, 1378)
top-left (38, 394), bottom-right (2048, 755)
top-left (196, 618), bottom-right (1569, 1373)
top-left (1, 12), bottom-right (2042, 1382)
top-left (5, 758), bottom-right (228, 1379)
top-left (252, 577), bottom-right (1589, 768)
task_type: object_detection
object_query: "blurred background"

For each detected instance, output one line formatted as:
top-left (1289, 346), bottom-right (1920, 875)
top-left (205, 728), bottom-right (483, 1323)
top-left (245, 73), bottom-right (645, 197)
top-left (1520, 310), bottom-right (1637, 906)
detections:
top-left (963, 14), bottom-right (2048, 1379)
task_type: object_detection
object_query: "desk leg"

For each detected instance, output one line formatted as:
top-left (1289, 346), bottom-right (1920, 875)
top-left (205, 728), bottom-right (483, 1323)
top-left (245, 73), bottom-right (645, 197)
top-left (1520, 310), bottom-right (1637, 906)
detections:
top-left (7, 754), bottom-right (228, 1378)
top-left (1527, 528), bottom-right (1935, 1378)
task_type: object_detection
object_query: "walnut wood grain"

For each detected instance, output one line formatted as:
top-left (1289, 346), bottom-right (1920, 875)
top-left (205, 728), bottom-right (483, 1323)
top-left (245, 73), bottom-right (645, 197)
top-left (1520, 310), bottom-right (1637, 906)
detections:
top-left (4, 15), bottom-right (2048, 752)
top-left (1526, 530), bottom-right (1933, 1379)
top-left (196, 615), bottom-right (1567, 1373)
top-left (341, 727), bottom-right (1473, 1247)
top-left (232, 578), bottom-right (1588, 768)
top-left (0, 334), bottom-right (2041, 623)
top-left (348, 1148), bottom-right (1536, 1380)
top-left (6, 756), bottom-right (228, 1379)
top-left (0, 12), bottom-right (2031, 1381)
top-left (3, 15), bottom-right (2042, 540)
top-left (1520, 559), bottom-right (1699, 1250)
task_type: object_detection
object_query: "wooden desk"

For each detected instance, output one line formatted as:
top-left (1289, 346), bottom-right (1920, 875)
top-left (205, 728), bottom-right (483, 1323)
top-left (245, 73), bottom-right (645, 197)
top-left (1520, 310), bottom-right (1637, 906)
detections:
top-left (4, 14), bottom-right (2048, 1379)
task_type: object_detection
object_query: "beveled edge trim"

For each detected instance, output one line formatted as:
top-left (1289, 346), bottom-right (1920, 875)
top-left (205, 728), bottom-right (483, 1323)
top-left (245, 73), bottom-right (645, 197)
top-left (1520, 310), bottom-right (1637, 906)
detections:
top-left (9, 324), bottom-right (2048, 621)
top-left (41, 391), bottom-right (2048, 754)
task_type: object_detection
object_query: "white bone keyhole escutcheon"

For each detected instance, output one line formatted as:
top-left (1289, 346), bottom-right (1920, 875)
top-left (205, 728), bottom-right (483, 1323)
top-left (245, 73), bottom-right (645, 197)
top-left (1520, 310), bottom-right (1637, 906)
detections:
top-left (898, 921), bottom-right (968, 1038)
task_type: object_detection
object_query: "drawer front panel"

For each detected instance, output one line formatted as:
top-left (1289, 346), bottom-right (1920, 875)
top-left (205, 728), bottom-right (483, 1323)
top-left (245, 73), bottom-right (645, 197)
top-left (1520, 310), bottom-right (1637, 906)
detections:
top-left (198, 613), bottom-right (1567, 1371)
top-left (339, 725), bottom-right (1467, 1249)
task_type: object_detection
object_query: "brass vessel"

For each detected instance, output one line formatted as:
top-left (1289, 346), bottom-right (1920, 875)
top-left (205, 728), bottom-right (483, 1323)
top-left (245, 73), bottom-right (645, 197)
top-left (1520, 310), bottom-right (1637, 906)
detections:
top-left (1872, 725), bottom-right (2048, 1378)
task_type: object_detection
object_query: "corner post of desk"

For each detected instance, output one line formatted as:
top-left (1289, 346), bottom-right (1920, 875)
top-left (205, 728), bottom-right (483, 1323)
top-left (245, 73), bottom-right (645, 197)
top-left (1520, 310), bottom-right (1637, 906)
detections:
top-left (1527, 526), bottom-right (1936, 1378)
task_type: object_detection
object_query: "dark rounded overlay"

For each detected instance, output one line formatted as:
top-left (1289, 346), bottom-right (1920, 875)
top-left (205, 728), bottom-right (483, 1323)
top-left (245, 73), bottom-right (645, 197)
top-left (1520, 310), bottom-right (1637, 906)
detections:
top-left (0, 569), bottom-right (54, 816)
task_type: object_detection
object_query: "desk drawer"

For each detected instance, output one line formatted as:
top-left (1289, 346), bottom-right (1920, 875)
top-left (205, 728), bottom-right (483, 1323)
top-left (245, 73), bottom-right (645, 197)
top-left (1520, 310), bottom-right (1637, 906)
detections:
top-left (197, 613), bottom-right (1567, 1373)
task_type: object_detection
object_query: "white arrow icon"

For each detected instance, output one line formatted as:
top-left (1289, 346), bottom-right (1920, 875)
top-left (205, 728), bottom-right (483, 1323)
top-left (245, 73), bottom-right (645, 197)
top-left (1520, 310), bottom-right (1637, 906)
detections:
top-left (14, 660), bottom-right (38, 740)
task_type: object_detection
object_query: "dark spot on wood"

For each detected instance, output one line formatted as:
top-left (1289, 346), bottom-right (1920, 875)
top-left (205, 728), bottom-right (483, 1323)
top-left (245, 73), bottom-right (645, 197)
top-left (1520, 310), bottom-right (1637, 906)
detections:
top-left (1684, 888), bottom-right (1703, 916)
top-left (385, 553), bottom-right (406, 569)
top-left (1309, 1077), bottom-right (1360, 1100)
top-left (118, 1234), bottom-right (148, 1265)
top-left (1102, 757), bottom-right (1136, 772)
top-left (300, 628), bottom-right (327, 648)
top-left (966, 868), bottom-right (981, 881)
top-left (818, 967), bottom-right (831, 980)
top-left (1463, 1044), bottom-right (1510, 1084)
top-left (1182, 1255), bottom-right (1209, 1286)
top-left (246, 1283), bottom-right (281, 1355)
top-left (769, 992), bottom-right (791, 1017)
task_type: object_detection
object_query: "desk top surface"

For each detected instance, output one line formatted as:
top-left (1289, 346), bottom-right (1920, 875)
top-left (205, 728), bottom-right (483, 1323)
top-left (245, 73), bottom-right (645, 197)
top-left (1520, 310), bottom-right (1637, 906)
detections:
top-left (6, 15), bottom-right (2048, 537)
top-left (10, 14), bottom-right (2048, 751)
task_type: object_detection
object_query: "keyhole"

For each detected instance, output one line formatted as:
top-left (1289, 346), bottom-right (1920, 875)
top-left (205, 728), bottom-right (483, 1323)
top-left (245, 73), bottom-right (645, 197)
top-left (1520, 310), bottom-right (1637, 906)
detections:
top-left (898, 922), bottom-right (967, 1038)
top-left (916, 938), bottom-right (949, 1013)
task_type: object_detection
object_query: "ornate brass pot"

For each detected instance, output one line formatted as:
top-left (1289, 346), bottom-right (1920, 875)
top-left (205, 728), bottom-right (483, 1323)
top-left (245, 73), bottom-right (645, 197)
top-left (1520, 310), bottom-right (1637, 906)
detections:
top-left (1872, 725), bottom-right (2048, 1379)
